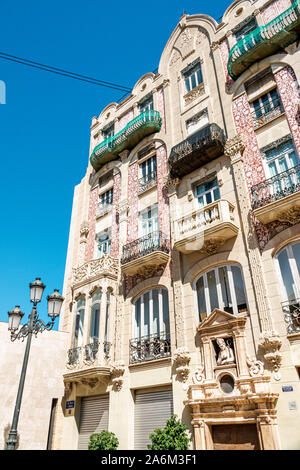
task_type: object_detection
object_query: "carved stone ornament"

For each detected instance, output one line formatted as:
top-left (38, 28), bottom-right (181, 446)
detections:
top-left (72, 255), bottom-right (118, 286)
top-left (215, 337), bottom-right (235, 365)
top-left (80, 221), bottom-right (90, 237)
top-left (276, 207), bottom-right (300, 225)
top-left (110, 360), bottom-right (125, 391)
top-left (192, 365), bottom-right (205, 384)
top-left (224, 135), bottom-right (245, 159)
top-left (173, 347), bottom-right (191, 382)
top-left (81, 378), bottom-right (99, 389)
top-left (199, 238), bottom-right (225, 255)
top-left (258, 330), bottom-right (282, 373)
top-left (247, 356), bottom-right (264, 377)
top-left (163, 176), bottom-right (180, 194)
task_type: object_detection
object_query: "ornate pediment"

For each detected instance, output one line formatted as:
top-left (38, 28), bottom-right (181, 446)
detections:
top-left (197, 308), bottom-right (244, 332)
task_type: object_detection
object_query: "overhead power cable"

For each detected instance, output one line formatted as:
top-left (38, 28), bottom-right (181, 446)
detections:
top-left (0, 52), bottom-right (132, 92)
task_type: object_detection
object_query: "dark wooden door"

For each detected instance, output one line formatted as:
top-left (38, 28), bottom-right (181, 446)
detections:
top-left (212, 424), bottom-right (260, 450)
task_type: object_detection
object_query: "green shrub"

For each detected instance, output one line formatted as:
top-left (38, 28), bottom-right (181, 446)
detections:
top-left (148, 414), bottom-right (191, 450)
top-left (88, 430), bottom-right (119, 450)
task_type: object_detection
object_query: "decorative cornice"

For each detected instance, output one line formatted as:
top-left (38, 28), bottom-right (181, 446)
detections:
top-left (224, 134), bottom-right (245, 158)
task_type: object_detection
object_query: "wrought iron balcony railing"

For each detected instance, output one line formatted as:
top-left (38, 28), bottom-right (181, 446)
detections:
top-left (121, 231), bottom-right (169, 265)
top-left (228, 0), bottom-right (300, 80)
top-left (90, 110), bottom-right (162, 171)
top-left (138, 171), bottom-right (157, 194)
top-left (129, 332), bottom-right (171, 364)
top-left (67, 341), bottom-right (112, 366)
top-left (252, 97), bottom-right (284, 129)
top-left (251, 164), bottom-right (300, 210)
top-left (168, 123), bottom-right (225, 179)
top-left (282, 298), bottom-right (300, 334)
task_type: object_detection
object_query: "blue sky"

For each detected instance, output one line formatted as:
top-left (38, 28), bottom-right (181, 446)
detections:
top-left (0, 0), bottom-right (229, 328)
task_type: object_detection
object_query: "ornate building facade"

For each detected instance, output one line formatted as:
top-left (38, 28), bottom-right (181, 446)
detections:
top-left (52, 0), bottom-right (300, 450)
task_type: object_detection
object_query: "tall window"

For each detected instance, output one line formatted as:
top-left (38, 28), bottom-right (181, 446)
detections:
top-left (275, 242), bottom-right (300, 302)
top-left (99, 188), bottom-right (113, 208)
top-left (264, 139), bottom-right (299, 178)
top-left (139, 204), bottom-right (159, 236)
top-left (140, 155), bottom-right (157, 187)
top-left (183, 62), bottom-right (203, 93)
top-left (139, 96), bottom-right (154, 114)
top-left (195, 265), bottom-right (247, 321)
top-left (194, 177), bottom-right (220, 208)
top-left (105, 289), bottom-right (111, 343)
top-left (102, 124), bottom-right (114, 140)
top-left (97, 230), bottom-right (111, 258)
top-left (73, 296), bottom-right (85, 347)
top-left (252, 88), bottom-right (283, 120)
top-left (90, 289), bottom-right (102, 342)
top-left (234, 17), bottom-right (257, 41)
top-left (133, 288), bottom-right (170, 339)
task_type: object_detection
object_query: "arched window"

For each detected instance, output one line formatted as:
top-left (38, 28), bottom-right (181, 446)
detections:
top-left (194, 264), bottom-right (247, 322)
top-left (89, 289), bottom-right (102, 342)
top-left (275, 241), bottom-right (300, 302)
top-left (133, 288), bottom-right (170, 339)
top-left (131, 288), bottom-right (170, 363)
top-left (73, 296), bottom-right (85, 347)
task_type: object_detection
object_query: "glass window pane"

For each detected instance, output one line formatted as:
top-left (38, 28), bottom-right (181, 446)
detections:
top-left (152, 289), bottom-right (159, 335)
top-left (231, 266), bottom-right (247, 312)
top-left (185, 77), bottom-right (190, 93)
top-left (191, 73), bottom-right (197, 90)
top-left (292, 243), bottom-right (300, 280)
top-left (135, 298), bottom-right (141, 338)
top-left (207, 270), bottom-right (219, 312)
top-left (196, 276), bottom-right (207, 322)
top-left (91, 306), bottom-right (100, 340)
top-left (278, 249), bottom-right (297, 301)
top-left (162, 289), bottom-right (169, 335)
top-left (218, 267), bottom-right (233, 314)
top-left (143, 292), bottom-right (150, 337)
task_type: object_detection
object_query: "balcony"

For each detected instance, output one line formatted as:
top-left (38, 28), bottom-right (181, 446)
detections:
top-left (168, 124), bottom-right (226, 179)
top-left (228, 0), bottom-right (300, 80)
top-left (251, 165), bottom-right (300, 224)
top-left (121, 231), bottom-right (169, 276)
top-left (252, 97), bottom-right (284, 130)
top-left (173, 200), bottom-right (239, 254)
top-left (282, 299), bottom-right (300, 334)
top-left (129, 333), bottom-right (171, 364)
top-left (72, 255), bottom-right (118, 288)
top-left (90, 111), bottom-right (162, 171)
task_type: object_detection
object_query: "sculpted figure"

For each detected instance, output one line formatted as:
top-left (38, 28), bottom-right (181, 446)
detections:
top-left (216, 338), bottom-right (235, 365)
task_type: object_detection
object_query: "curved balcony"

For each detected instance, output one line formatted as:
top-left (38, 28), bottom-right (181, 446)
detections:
top-left (251, 164), bottom-right (300, 224)
top-left (227, 0), bottom-right (300, 80)
top-left (90, 110), bottom-right (162, 171)
top-left (168, 124), bottom-right (225, 179)
top-left (121, 231), bottom-right (169, 276)
top-left (173, 200), bottom-right (239, 254)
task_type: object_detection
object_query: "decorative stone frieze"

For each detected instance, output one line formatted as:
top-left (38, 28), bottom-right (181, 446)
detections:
top-left (110, 361), bottom-right (125, 391)
top-left (173, 347), bottom-right (191, 382)
top-left (183, 83), bottom-right (205, 105)
top-left (258, 331), bottom-right (282, 377)
top-left (72, 255), bottom-right (118, 288)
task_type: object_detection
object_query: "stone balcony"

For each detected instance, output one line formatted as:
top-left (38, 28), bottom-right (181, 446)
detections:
top-left (168, 123), bottom-right (226, 179)
top-left (251, 164), bottom-right (300, 224)
top-left (72, 255), bottom-right (119, 288)
top-left (90, 110), bottom-right (162, 172)
top-left (173, 199), bottom-right (239, 254)
top-left (121, 231), bottom-right (169, 276)
top-left (227, 0), bottom-right (300, 80)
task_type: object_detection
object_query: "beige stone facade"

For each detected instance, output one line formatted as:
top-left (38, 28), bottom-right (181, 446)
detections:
top-left (54, 0), bottom-right (300, 450)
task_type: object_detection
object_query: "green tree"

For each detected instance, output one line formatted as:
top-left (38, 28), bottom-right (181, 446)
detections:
top-left (148, 414), bottom-right (191, 450)
top-left (88, 430), bottom-right (119, 450)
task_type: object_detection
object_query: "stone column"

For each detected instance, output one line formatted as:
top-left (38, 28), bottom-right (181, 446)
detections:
top-left (224, 135), bottom-right (282, 377)
top-left (192, 420), bottom-right (206, 450)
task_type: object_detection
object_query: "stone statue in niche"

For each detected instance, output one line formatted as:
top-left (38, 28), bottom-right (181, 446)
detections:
top-left (215, 338), bottom-right (235, 365)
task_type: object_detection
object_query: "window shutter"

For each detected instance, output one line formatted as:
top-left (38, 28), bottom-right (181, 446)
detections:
top-left (78, 394), bottom-right (109, 450)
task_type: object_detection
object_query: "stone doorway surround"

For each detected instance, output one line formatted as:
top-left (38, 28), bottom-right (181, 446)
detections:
top-left (184, 309), bottom-right (280, 450)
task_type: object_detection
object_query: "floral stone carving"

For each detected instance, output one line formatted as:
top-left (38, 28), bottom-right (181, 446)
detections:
top-left (173, 347), bottom-right (191, 382)
top-left (110, 360), bottom-right (125, 391)
top-left (258, 330), bottom-right (282, 375)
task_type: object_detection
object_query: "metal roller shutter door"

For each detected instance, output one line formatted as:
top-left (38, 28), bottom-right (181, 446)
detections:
top-left (134, 388), bottom-right (173, 450)
top-left (78, 394), bottom-right (109, 450)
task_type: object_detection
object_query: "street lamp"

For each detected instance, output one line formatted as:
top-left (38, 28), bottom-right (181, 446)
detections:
top-left (6, 278), bottom-right (64, 450)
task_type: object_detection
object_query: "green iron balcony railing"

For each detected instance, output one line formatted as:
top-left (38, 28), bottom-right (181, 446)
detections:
top-left (90, 110), bottom-right (162, 171)
top-left (227, 0), bottom-right (300, 80)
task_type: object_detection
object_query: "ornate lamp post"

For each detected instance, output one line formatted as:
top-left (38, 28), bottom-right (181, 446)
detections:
top-left (6, 278), bottom-right (64, 450)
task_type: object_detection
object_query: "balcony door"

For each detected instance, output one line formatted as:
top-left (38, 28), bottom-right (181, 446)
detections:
top-left (195, 177), bottom-right (220, 208)
top-left (265, 139), bottom-right (299, 195)
top-left (275, 242), bottom-right (300, 303)
top-left (139, 204), bottom-right (159, 237)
